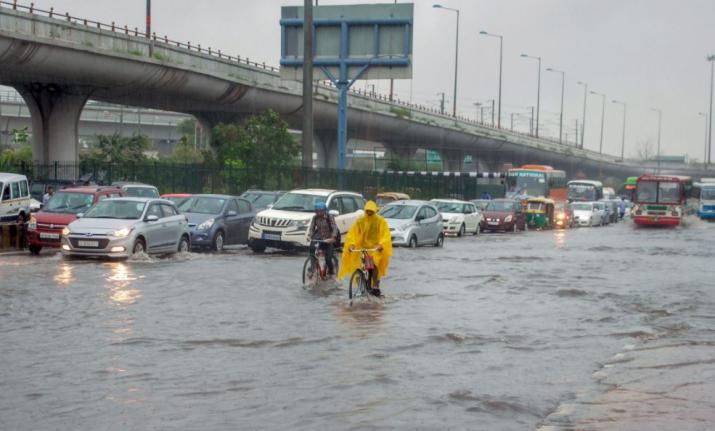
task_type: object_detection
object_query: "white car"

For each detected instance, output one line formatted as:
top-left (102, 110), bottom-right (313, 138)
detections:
top-left (572, 202), bottom-right (604, 227)
top-left (431, 199), bottom-right (483, 236)
top-left (247, 189), bottom-right (365, 252)
top-left (0, 173), bottom-right (32, 223)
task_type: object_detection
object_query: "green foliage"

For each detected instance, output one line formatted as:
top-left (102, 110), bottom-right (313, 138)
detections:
top-left (0, 145), bottom-right (33, 165)
top-left (211, 110), bottom-right (300, 168)
top-left (128, 49), bottom-right (144, 56)
top-left (390, 106), bottom-right (412, 119)
top-left (168, 136), bottom-right (204, 163)
top-left (80, 133), bottom-right (150, 164)
top-left (152, 52), bottom-right (165, 61)
top-left (12, 127), bottom-right (30, 145)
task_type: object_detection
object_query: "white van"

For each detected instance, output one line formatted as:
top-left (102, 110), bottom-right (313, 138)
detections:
top-left (0, 173), bottom-right (32, 222)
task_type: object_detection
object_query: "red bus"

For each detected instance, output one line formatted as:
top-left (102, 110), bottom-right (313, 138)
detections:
top-left (633, 174), bottom-right (692, 226)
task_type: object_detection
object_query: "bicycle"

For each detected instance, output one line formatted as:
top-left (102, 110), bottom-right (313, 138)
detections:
top-left (348, 247), bottom-right (381, 301)
top-left (302, 240), bottom-right (339, 287)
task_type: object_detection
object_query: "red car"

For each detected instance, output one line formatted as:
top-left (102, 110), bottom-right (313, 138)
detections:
top-left (479, 198), bottom-right (527, 233)
top-left (27, 186), bottom-right (125, 254)
top-left (161, 193), bottom-right (192, 208)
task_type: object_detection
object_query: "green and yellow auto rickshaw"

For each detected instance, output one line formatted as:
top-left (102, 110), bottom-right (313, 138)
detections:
top-left (525, 197), bottom-right (555, 229)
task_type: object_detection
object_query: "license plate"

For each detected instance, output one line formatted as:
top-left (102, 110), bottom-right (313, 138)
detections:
top-left (40, 232), bottom-right (60, 239)
top-left (78, 240), bottom-right (99, 248)
top-left (262, 233), bottom-right (281, 241)
top-left (488, 221), bottom-right (499, 225)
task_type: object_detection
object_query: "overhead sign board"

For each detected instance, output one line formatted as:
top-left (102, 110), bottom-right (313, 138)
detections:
top-left (280, 3), bottom-right (413, 81)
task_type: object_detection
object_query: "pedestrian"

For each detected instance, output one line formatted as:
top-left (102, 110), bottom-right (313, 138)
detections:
top-left (618, 197), bottom-right (626, 219)
top-left (42, 186), bottom-right (55, 207)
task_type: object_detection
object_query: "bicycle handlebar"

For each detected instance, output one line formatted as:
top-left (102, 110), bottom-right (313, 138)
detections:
top-left (350, 247), bottom-right (380, 252)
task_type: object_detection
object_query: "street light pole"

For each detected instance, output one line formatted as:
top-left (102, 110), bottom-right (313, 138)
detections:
top-left (546, 68), bottom-right (565, 144)
top-left (301, 0), bottom-right (314, 168)
top-left (479, 31), bottom-right (503, 128)
top-left (145, 0), bottom-right (151, 38)
top-left (521, 54), bottom-right (541, 138)
top-left (434, 5), bottom-right (460, 117)
top-left (708, 54), bottom-right (715, 167)
top-left (577, 81), bottom-right (588, 149)
top-left (612, 100), bottom-right (626, 161)
top-left (590, 91), bottom-right (606, 154)
top-left (699, 112), bottom-right (708, 168)
top-left (651, 108), bottom-right (663, 174)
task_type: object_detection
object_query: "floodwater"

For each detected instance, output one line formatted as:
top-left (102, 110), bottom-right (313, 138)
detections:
top-left (1, 219), bottom-right (714, 430)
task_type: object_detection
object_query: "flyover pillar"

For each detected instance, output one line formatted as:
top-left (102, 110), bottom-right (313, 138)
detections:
top-left (315, 132), bottom-right (338, 169)
top-left (440, 150), bottom-right (464, 172)
top-left (383, 145), bottom-right (418, 169)
top-left (16, 84), bottom-right (90, 164)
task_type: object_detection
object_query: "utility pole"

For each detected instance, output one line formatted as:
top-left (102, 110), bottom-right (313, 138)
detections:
top-left (491, 99), bottom-right (495, 127)
top-left (708, 55), bottom-right (715, 167)
top-left (700, 112), bottom-right (708, 168)
top-left (511, 113), bottom-right (514, 131)
top-left (651, 108), bottom-right (662, 174)
top-left (146, 0), bottom-right (151, 37)
top-left (530, 106), bottom-right (534, 136)
top-left (575, 119), bottom-right (579, 147)
top-left (301, 0), bottom-right (314, 168)
top-left (438, 92), bottom-right (446, 115)
top-left (389, 0), bottom-right (397, 102)
top-left (577, 81), bottom-right (588, 149)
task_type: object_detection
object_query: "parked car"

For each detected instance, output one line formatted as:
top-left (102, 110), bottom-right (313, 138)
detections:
top-left (380, 200), bottom-right (443, 248)
top-left (0, 173), bottom-right (32, 222)
top-left (29, 179), bottom-right (76, 202)
top-left (553, 201), bottom-right (575, 229)
top-left (431, 199), bottom-right (482, 237)
top-left (178, 194), bottom-right (255, 251)
top-left (376, 192), bottom-right (411, 207)
top-left (594, 201), bottom-right (610, 225)
top-left (61, 197), bottom-right (189, 258)
top-left (572, 202), bottom-right (604, 227)
top-left (248, 189), bottom-right (365, 253)
top-left (479, 198), bottom-right (527, 232)
top-left (112, 182), bottom-right (160, 198)
top-left (27, 186), bottom-right (125, 254)
top-left (240, 190), bottom-right (285, 210)
top-left (161, 193), bottom-right (192, 207)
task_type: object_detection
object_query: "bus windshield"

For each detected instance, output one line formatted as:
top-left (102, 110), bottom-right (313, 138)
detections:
top-left (568, 184), bottom-right (597, 201)
top-left (658, 182), bottom-right (681, 204)
top-left (701, 188), bottom-right (715, 200)
top-left (507, 172), bottom-right (547, 197)
top-left (636, 181), bottom-right (681, 204)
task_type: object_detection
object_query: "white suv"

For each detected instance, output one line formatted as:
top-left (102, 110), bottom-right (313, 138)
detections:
top-left (247, 189), bottom-right (365, 252)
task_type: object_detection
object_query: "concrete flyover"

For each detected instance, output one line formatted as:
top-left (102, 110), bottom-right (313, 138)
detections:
top-left (0, 2), bottom-right (708, 180)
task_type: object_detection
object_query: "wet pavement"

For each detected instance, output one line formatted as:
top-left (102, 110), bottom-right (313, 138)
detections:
top-left (1, 218), bottom-right (714, 430)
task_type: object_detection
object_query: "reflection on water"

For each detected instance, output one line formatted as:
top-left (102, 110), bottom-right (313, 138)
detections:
top-left (553, 229), bottom-right (566, 249)
top-left (105, 262), bottom-right (142, 305)
top-left (334, 300), bottom-right (385, 337)
top-left (53, 262), bottom-right (74, 286)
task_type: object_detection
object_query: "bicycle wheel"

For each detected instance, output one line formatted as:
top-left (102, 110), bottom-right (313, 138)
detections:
top-left (302, 256), bottom-right (317, 286)
top-left (349, 270), bottom-right (368, 300)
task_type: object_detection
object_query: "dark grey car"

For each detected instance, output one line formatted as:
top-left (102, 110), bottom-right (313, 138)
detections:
top-left (240, 190), bottom-right (285, 210)
top-left (178, 194), bottom-right (255, 251)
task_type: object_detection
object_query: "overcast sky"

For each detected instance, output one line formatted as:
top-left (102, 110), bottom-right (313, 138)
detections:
top-left (24, 0), bottom-right (715, 160)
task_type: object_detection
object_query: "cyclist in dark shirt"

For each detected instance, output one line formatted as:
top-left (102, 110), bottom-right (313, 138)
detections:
top-left (308, 202), bottom-right (338, 276)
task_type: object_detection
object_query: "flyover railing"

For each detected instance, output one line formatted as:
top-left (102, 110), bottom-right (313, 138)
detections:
top-left (0, 0), bottom-right (612, 162)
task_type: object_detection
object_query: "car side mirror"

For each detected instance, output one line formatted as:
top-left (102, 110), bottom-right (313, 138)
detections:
top-left (415, 215), bottom-right (424, 222)
top-left (145, 214), bottom-right (159, 222)
top-left (329, 209), bottom-right (339, 217)
top-left (227, 210), bottom-right (238, 217)
top-left (76, 213), bottom-right (83, 218)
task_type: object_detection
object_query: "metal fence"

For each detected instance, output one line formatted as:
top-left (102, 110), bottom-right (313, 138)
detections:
top-left (1, 161), bottom-right (506, 200)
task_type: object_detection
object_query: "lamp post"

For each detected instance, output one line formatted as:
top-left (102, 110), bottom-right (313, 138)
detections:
top-left (700, 112), bottom-right (708, 167)
top-left (521, 54), bottom-right (541, 138)
top-left (651, 108), bottom-right (662, 174)
top-left (479, 31), bottom-right (503, 128)
top-left (590, 91), bottom-right (606, 154)
top-left (546, 67), bottom-right (565, 144)
top-left (707, 55), bottom-right (715, 167)
top-left (146, 0), bottom-right (151, 37)
top-left (612, 100), bottom-right (626, 161)
top-left (434, 5), bottom-right (460, 117)
top-left (577, 81), bottom-right (588, 149)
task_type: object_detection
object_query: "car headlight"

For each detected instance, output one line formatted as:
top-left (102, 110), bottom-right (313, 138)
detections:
top-left (504, 215), bottom-right (513, 223)
top-left (396, 223), bottom-right (412, 232)
top-left (28, 216), bottom-right (37, 231)
top-left (112, 227), bottom-right (132, 238)
top-left (197, 218), bottom-right (215, 231)
top-left (556, 213), bottom-right (565, 219)
top-left (292, 219), bottom-right (311, 230)
top-left (62, 227), bottom-right (71, 236)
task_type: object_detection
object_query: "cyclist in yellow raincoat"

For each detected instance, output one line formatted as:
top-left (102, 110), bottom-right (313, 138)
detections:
top-left (339, 200), bottom-right (392, 296)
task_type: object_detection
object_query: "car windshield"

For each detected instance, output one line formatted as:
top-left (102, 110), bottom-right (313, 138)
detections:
top-left (379, 204), bottom-right (418, 219)
top-left (572, 203), bottom-right (592, 211)
top-left (376, 197), bottom-right (395, 207)
top-left (471, 200), bottom-right (490, 210)
top-left (593, 203), bottom-right (605, 210)
top-left (527, 202), bottom-right (545, 211)
top-left (44, 192), bottom-right (94, 214)
top-left (178, 197), bottom-right (226, 214)
top-left (84, 200), bottom-right (146, 219)
top-left (252, 194), bottom-right (278, 208)
top-left (568, 184), bottom-right (597, 201)
top-left (485, 201), bottom-right (514, 212)
top-left (434, 201), bottom-right (465, 213)
top-left (701, 188), bottom-right (715, 200)
top-left (124, 186), bottom-right (159, 198)
top-left (272, 193), bottom-right (326, 212)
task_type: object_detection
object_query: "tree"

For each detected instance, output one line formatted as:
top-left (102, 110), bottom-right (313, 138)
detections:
top-left (168, 136), bottom-right (204, 163)
top-left (633, 140), bottom-right (655, 161)
top-left (212, 110), bottom-right (300, 167)
top-left (80, 133), bottom-right (150, 164)
top-left (0, 145), bottom-right (32, 166)
top-left (176, 118), bottom-right (196, 146)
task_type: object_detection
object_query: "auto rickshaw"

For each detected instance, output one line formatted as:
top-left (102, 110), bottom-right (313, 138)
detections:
top-left (553, 201), bottom-right (574, 229)
top-left (376, 192), bottom-right (411, 207)
top-left (525, 197), bottom-right (555, 229)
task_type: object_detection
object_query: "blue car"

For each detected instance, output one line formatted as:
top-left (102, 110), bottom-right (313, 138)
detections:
top-left (178, 194), bottom-right (255, 251)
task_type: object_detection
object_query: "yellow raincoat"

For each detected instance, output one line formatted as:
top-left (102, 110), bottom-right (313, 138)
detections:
top-left (338, 201), bottom-right (393, 281)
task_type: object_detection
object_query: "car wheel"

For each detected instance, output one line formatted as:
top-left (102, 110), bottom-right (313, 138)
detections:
top-left (250, 243), bottom-right (266, 253)
top-left (212, 231), bottom-right (225, 252)
top-left (457, 224), bottom-right (465, 237)
top-left (408, 235), bottom-right (418, 248)
top-left (29, 244), bottom-right (42, 255)
top-left (435, 233), bottom-right (444, 247)
top-left (177, 235), bottom-right (190, 253)
top-left (132, 238), bottom-right (146, 255)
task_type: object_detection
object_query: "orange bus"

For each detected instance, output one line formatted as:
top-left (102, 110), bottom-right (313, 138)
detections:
top-left (506, 165), bottom-right (567, 201)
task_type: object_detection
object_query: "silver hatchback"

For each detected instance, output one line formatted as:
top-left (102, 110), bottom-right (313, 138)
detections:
top-left (380, 200), bottom-right (444, 248)
top-left (61, 198), bottom-right (190, 258)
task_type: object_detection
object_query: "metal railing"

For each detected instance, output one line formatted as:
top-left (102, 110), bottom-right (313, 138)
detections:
top-left (0, 0), bottom-right (608, 160)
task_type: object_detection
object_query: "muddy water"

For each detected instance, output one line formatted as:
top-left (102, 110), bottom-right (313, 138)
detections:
top-left (1, 219), bottom-right (714, 430)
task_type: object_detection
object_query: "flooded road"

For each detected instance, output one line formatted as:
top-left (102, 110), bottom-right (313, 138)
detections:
top-left (1, 219), bottom-right (714, 430)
